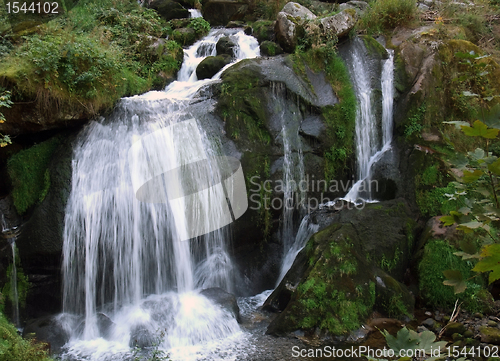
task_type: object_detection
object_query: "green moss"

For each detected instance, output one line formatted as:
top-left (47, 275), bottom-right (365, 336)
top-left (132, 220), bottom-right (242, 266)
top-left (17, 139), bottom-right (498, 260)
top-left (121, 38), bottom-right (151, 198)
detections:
top-left (8, 136), bottom-right (61, 214)
top-left (419, 239), bottom-right (490, 312)
top-left (360, 35), bottom-right (389, 59)
top-left (2, 246), bottom-right (30, 309)
top-left (294, 227), bottom-right (375, 335)
top-left (0, 313), bottom-right (52, 361)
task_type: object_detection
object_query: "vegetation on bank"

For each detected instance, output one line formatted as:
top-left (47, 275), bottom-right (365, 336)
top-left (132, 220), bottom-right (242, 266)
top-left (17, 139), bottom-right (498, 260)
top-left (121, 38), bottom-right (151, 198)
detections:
top-left (0, 311), bottom-right (52, 361)
top-left (0, 0), bottom-right (188, 117)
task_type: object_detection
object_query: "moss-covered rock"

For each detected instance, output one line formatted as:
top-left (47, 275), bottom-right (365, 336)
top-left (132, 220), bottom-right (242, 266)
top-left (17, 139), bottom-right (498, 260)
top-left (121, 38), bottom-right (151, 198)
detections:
top-left (259, 41), bottom-right (283, 56)
top-left (149, 0), bottom-right (189, 21)
top-left (251, 20), bottom-right (275, 43)
top-left (361, 35), bottom-right (388, 59)
top-left (265, 199), bottom-right (416, 338)
top-left (196, 55), bottom-right (232, 79)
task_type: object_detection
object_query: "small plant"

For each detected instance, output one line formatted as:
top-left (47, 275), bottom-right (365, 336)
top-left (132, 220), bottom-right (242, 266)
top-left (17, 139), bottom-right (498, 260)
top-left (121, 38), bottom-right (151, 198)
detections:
top-left (404, 104), bottom-right (426, 138)
top-left (0, 89), bottom-right (13, 147)
top-left (359, 0), bottom-right (417, 34)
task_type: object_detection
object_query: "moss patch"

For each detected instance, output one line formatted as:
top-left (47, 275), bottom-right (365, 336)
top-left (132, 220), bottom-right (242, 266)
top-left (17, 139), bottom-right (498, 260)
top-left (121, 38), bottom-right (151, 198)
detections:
top-left (7, 136), bottom-right (61, 214)
top-left (418, 239), bottom-right (492, 312)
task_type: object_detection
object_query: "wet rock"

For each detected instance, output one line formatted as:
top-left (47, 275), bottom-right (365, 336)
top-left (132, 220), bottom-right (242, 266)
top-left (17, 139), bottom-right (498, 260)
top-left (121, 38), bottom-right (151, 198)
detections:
top-left (200, 287), bottom-right (241, 322)
top-left (96, 312), bottom-right (114, 339)
top-left (23, 315), bottom-right (70, 354)
top-left (226, 20), bottom-right (246, 28)
top-left (129, 326), bottom-right (154, 348)
top-left (463, 329), bottom-right (474, 338)
top-left (300, 115), bottom-right (326, 139)
top-left (488, 320), bottom-right (498, 327)
top-left (216, 36), bottom-right (237, 57)
top-left (259, 41), bottom-right (283, 56)
top-left (202, 0), bottom-right (250, 26)
top-left (148, 0), bottom-right (189, 21)
top-left (479, 326), bottom-right (500, 345)
top-left (319, 9), bottom-right (358, 39)
top-left (444, 322), bottom-right (466, 337)
top-left (196, 55), bottom-right (232, 79)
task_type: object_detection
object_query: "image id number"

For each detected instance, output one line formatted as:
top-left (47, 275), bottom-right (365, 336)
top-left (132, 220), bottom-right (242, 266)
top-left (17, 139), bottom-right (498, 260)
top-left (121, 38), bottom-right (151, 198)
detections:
top-left (6, 2), bottom-right (59, 14)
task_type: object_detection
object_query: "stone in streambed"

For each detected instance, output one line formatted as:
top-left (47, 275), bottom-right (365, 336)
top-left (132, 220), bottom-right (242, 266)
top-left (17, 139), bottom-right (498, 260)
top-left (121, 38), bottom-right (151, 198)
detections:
top-left (443, 321), bottom-right (466, 337)
top-left (148, 0), bottom-right (189, 21)
top-left (196, 55), bottom-right (232, 79)
top-left (479, 326), bottom-right (500, 345)
top-left (200, 287), bottom-right (241, 322)
top-left (216, 37), bottom-right (237, 57)
top-left (259, 41), bottom-right (283, 56)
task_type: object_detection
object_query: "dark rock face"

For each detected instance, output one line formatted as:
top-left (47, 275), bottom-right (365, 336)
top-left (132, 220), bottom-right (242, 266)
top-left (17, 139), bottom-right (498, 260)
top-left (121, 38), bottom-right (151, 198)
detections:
top-left (265, 199), bottom-right (417, 338)
top-left (202, 0), bottom-right (250, 26)
top-left (216, 36), bottom-right (237, 57)
top-left (149, 0), bottom-right (189, 21)
top-left (196, 55), bottom-right (232, 79)
top-left (23, 315), bottom-right (71, 354)
top-left (200, 287), bottom-right (241, 322)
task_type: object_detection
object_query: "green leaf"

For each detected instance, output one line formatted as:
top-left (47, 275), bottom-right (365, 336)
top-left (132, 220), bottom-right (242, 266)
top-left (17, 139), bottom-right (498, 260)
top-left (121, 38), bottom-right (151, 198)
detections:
top-left (461, 169), bottom-right (483, 183)
top-left (382, 328), bottom-right (418, 352)
top-left (481, 104), bottom-right (500, 129)
top-left (473, 244), bottom-right (500, 284)
top-left (454, 251), bottom-right (481, 260)
top-left (443, 269), bottom-right (467, 293)
top-left (461, 120), bottom-right (499, 139)
top-left (468, 148), bottom-right (485, 160)
top-left (488, 158), bottom-right (500, 176)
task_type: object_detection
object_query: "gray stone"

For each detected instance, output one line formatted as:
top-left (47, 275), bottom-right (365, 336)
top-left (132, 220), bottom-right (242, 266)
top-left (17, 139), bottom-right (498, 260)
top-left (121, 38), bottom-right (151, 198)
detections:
top-left (319, 9), bottom-right (358, 39)
top-left (275, 12), bottom-right (301, 53)
top-left (281, 2), bottom-right (316, 21)
top-left (23, 315), bottom-right (71, 354)
top-left (300, 115), bottom-right (326, 138)
top-left (339, 1), bottom-right (369, 15)
top-left (418, 3), bottom-right (430, 11)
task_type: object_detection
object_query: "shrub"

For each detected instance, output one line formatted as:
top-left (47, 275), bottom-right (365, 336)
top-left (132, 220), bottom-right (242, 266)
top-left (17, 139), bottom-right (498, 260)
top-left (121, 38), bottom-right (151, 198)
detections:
top-left (359, 0), bottom-right (417, 34)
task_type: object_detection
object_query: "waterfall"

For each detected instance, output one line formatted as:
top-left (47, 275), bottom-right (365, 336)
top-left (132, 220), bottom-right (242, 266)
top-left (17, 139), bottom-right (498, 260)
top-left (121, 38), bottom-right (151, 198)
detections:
top-left (270, 83), bottom-right (308, 286)
top-left (1, 216), bottom-right (20, 329)
top-left (344, 38), bottom-right (394, 203)
top-left (276, 215), bottom-right (319, 285)
top-left (61, 28), bottom-right (259, 359)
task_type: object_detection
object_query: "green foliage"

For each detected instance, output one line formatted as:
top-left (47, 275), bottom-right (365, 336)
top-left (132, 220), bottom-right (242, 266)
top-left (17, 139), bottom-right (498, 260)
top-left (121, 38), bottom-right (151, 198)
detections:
top-left (0, 89), bottom-right (13, 147)
top-left (0, 312), bottom-right (52, 361)
top-left (419, 239), bottom-right (489, 312)
top-left (404, 104), bottom-right (426, 138)
top-left (0, 0), bottom-right (183, 115)
top-left (359, 0), bottom-right (417, 34)
top-left (377, 327), bottom-right (447, 360)
top-left (188, 18), bottom-right (210, 37)
top-left (416, 182), bottom-right (462, 217)
top-left (7, 136), bottom-right (61, 214)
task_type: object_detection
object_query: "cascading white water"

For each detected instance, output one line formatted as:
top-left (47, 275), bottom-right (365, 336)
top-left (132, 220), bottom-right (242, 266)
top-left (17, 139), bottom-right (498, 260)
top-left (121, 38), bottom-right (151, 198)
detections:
top-left (189, 9), bottom-right (202, 18)
top-left (271, 83), bottom-right (308, 286)
top-left (276, 215), bottom-right (319, 285)
top-left (61, 28), bottom-right (259, 360)
top-left (1, 216), bottom-right (20, 329)
top-left (344, 38), bottom-right (394, 203)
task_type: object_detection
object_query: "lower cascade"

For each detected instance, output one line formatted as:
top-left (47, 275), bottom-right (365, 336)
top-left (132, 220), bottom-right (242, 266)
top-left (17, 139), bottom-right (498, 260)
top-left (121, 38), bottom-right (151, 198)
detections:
top-left (59, 29), bottom-right (260, 360)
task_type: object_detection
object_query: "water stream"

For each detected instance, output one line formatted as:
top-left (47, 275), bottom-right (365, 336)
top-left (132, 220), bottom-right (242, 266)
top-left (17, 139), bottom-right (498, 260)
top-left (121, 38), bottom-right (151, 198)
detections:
top-left (60, 28), bottom-right (260, 360)
top-left (344, 38), bottom-right (394, 203)
top-left (1, 216), bottom-right (20, 329)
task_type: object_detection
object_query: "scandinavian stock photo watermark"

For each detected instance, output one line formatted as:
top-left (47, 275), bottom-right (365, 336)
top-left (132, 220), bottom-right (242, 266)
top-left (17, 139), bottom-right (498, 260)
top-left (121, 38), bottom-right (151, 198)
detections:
top-left (247, 175), bottom-right (379, 212)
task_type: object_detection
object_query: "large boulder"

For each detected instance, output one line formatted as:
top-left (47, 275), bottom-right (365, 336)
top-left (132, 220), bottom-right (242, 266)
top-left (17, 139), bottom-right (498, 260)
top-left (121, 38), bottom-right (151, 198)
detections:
top-left (202, 0), bottom-right (250, 26)
top-left (281, 2), bottom-right (317, 21)
top-left (265, 199), bottom-right (417, 339)
top-left (275, 12), bottom-right (303, 53)
top-left (275, 3), bottom-right (316, 53)
top-left (259, 41), bottom-right (283, 56)
top-left (319, 9), bottom-right (358, 39)
top-left (148, 0), bottom-right (189, 21)
top-left (23, 315), bottom-right (72, 354)
top-left (196, 55), bottom-right (232, 79)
